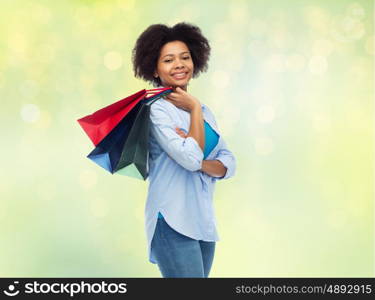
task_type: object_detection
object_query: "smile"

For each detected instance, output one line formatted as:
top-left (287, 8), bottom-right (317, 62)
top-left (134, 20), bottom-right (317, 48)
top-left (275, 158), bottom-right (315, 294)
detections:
top-left (172, 72), bottom-right (188, 80)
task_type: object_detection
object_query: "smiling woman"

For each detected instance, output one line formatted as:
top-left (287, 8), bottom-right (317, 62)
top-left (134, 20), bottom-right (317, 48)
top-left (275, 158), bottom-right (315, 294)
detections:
top-left (131, 22), bottom-right (236, 278)
top-left (154, 40), bottom-right (193, 89)
top-left (132, 22), bottom-right (210, 88)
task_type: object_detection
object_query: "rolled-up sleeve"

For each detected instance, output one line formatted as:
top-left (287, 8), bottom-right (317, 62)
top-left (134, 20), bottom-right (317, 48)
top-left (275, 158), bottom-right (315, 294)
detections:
top-left (149, 102), bottom-right (204, 172)
top-left (213, 137), bottom-right (236, 180)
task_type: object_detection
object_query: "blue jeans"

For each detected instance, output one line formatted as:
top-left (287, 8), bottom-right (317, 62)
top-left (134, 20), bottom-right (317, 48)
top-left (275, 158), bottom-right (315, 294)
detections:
top-left (151, 217), bottom-right (216, 278)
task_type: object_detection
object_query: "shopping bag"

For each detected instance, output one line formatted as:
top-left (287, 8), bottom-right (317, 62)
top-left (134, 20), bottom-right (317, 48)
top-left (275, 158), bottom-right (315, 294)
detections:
top-left (77, 89), bottom-right (146, 146)
top-left (86, 88), bottom-right (172, 176)
top-left (114, 100), bottom-right (154, 180)
top-left (77, 87), bottom-right (172, 146)
top-left (86, 101), bottom-right (142, 173)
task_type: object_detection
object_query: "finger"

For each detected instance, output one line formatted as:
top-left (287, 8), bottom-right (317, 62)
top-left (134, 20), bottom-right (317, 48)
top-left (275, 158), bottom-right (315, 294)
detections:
top-left (175, 127), bottom-right (185, 135)
top-left (168, 92), bottom-right (178, 98)
top-left (165, 95), bottom-right (175, 102)
top-left (176, 128), bottom-right (187, 137)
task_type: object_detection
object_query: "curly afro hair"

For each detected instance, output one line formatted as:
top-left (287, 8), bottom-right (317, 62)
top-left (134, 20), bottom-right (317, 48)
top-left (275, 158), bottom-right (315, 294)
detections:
top-left (132, 22), bottom-right (211, 87)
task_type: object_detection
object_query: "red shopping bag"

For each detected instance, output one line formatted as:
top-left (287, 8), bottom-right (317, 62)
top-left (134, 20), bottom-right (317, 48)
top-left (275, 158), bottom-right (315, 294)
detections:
top-left (77, 87), bottom-right (171, 146)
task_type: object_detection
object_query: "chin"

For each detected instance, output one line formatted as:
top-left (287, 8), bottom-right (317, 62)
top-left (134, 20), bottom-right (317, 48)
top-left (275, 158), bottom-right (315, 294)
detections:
top-left (171, 80), bottom-right (190, 88)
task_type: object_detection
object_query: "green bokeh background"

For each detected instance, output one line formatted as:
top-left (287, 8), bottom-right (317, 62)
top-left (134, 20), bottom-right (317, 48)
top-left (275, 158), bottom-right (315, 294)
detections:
top-left (0, 0), bottom-right (373, 277)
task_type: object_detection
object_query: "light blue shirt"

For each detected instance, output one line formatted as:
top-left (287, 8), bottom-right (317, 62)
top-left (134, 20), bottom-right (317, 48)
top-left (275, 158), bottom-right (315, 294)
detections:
top-left (157, 120), bottom-right (219, 219)
top-left (145, 91), bottom-right (236, 264)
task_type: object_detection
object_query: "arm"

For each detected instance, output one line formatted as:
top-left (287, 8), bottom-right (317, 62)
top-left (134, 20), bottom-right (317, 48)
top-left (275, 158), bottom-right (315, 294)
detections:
top-left (149, 102), bottom-right (204, 172)
top-left (164, 86), bottom-right (205, 151)
top-left (200, 160), bottom-right (227, 178)
top-left (211, 138), bottom-right (236, 180)
top-left (176, 123), bottom-right (236, 179)
top-left (186, 105), bottom-right (205, 151)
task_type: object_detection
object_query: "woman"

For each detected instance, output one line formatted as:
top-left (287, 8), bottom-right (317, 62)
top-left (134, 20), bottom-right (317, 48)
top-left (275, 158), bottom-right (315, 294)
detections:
top-left (132, 22), bottom-right (236, 278)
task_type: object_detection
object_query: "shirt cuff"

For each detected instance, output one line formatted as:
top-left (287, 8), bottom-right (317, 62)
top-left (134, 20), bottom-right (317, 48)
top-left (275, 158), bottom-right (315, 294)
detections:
top-left (215, 155), bottom-right (235, 180)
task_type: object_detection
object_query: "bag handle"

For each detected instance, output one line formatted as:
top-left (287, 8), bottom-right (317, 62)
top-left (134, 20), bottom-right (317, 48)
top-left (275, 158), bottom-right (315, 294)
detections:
top-left (145, 87), bottom-right (173, 99)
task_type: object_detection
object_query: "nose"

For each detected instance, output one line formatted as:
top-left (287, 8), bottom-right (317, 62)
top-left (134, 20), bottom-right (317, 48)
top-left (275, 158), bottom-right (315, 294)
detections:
top-left (174, 58), bottom-right (185, 70)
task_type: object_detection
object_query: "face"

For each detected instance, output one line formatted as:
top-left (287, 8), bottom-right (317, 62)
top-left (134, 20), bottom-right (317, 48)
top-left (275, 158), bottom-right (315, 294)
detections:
top-left (154, 40), bottom-right (194, 90)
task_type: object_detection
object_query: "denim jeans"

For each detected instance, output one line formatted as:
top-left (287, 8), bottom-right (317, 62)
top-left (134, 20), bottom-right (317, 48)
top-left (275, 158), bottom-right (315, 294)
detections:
top-left (151, 217), bottom-right (216, 278)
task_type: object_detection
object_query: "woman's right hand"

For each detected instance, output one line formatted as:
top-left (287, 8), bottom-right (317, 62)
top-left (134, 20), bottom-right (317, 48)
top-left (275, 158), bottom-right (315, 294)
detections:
top-left (164, 87), bottom-right (201, 112)
top-left (175, 127), bottom-right (188, 138)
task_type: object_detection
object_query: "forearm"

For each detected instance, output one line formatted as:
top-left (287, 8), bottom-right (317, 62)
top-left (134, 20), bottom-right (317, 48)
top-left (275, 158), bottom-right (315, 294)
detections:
top-left (200, 160), bottom-right (227, 177)
top-left (186, 105), bottom-right (205, 151)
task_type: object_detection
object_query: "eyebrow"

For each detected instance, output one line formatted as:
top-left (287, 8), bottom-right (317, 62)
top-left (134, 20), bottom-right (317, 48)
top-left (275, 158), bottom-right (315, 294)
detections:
top-left (162, 51), bottom-right (190, 59)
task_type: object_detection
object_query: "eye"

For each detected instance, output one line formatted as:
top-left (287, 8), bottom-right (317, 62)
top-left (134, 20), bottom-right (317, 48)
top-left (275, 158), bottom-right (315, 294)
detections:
top-left (164, 59), bottom-right (171, 63)
top-left (183, 56), bottom-right (190, 60)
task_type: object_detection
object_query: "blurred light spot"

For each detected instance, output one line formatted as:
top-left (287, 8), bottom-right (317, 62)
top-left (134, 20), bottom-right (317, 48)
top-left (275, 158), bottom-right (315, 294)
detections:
top-left (90, 197), bottom-right (109, 218)
top-left (103, 51), bottom-right (123, 70)
top-left (364, 36), bottom-right (374, 55)
top-left (20, 104), bottom-right (40, 123)
top-left (308, 55), bottom-right (327, 74)
top-left (330, 15), bottom-right (365, 42)
top-left (311, 112), bottom-right (332, 132)
top-left (264, 54), bottom-right (286, 73)
top-left (285, 54), bottom-right (306, 72)
top-left (346, 2), bottom-right (365, 20)
top-left (256, 105), bottom-right (275, 124)
top-left (211, 70), bottom-right (230, 89)
top-left (79, 170), bottom-right (98, 189)
top-left (254, 136), bottom-right (274, 156)
top-left (312, 39), bottom-right (334, 56)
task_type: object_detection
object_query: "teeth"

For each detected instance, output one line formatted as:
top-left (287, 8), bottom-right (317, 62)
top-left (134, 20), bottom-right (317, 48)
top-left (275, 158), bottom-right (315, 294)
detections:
top-left (173, 72), bottom-right (187, 78)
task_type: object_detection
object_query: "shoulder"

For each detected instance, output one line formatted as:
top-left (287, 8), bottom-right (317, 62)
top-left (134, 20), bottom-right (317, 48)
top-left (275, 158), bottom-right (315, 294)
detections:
top-left (150, 98), bottom-right (175, 113)
top-left (202, 103), bottom-right (217, 122)
top-left (201, 103), bottom-right (213, 115)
